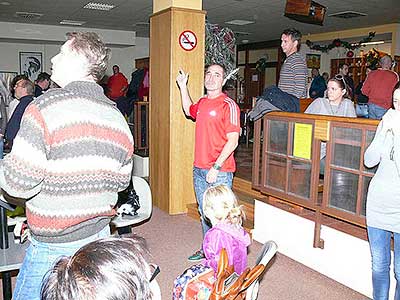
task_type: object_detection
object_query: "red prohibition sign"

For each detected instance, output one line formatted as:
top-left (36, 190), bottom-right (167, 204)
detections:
top-left (179, 30), bottom-right (197, 51)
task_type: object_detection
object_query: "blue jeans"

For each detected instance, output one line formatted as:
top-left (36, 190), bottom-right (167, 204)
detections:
top-left (369, 103), bottom-right (388, 120)
top-left (193, 167), bottom-right (233, 237)
top-left (13, 226), bottom-right (110, 300)
top-left (367, 226), bottom-right (400, 300)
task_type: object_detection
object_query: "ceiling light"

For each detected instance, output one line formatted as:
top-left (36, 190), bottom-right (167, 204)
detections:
top-left (135, 22), bottom-right (150, 27)
top-left (83, 2), bottom-right (115, 11)
top-left (242, 39), bottom-right (249, 44)
top-left (360, 41), bottom-right (385, 46)
top-left (225, 20), bottom-right (255, 26)
top-left (60, 20), bottom-right (86, 26)
top-left (0, 2), bottom-right (11, 5)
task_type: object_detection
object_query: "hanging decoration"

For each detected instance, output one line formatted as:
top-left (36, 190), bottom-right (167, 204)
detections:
top-left (365, 48), bottom-right (388, 70)
top-left (346, 50), bottom-right (354, 58)
top-left (205, 22), bottom-right (236, 76)
top-left (305, 32), bottom-right (376, 53)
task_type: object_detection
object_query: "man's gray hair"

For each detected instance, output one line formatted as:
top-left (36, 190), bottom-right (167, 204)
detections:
top-left (380, 55), bottom-right (392, 69)
top-left (66, 32), bottom-right (111, 82)
top-left (40, 235), bottom-right (155, 300)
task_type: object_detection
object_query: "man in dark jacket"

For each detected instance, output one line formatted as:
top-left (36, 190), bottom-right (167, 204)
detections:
top-left (6, 78), bottom-right (34, 148)
top-left (34, 72), bottom-right (51, 97)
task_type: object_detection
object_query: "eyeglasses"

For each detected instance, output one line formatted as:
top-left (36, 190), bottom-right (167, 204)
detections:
top-left (149, 263), bottom-right (160, 282)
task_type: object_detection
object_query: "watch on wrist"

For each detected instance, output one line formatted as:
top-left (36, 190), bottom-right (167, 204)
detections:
top-left (212, 163), bottom-right (221, 171)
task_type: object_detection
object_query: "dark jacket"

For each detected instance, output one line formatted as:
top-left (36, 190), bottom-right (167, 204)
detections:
top-left (248, 85), bottom-right (299, 121)
top-left (309, 75), bottom-right (327, 99)
top-left (6, 95), bottom-right (34, 145)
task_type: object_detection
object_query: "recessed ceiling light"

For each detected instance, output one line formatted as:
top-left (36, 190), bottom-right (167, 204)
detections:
top-left (225, 19), bottom-right (255, 26)
top-left (242, 39), bottom-right (249, 44)
top-left (60, 20), bottom-right (86, 26)
top-left (83, 2), bottom-right (115, 11)
top-left (135, 22), bottom-right (150, 27)
top-left (0, 2), bottom-right (10, 5)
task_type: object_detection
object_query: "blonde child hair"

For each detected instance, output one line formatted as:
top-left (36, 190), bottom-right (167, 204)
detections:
top-left (202, 185), bottom-right (244, 227)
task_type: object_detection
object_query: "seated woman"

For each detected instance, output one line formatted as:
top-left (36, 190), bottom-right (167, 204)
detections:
top-left (305, 76), bottom-right (357, 174)
top-left (305, 75), bottom-right (356, 117)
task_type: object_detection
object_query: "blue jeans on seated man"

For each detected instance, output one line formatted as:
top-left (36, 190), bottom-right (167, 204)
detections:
top-left (13, 225), bottom-right (110, 300)
top-left (367, 226), bottom-right (400, 300)
top-left (368, 103), bottom-right (388, 120)
top-left (193, 167), bottom-right (233, 236)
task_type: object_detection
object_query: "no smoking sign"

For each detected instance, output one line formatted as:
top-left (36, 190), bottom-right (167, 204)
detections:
top-left (179, 30), bottom-right (197, 51)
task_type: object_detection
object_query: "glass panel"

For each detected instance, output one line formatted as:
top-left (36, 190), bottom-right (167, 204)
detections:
top-left (264, 67), bottom-right (277, 87)
top-left (268, 120), bottom-right (288, 154)
top-left (238, 51), bottom-right (246, 65)
top-left (332, 127), bottom-right (362, 170)
top-left (361, 176), bottom-right (372, 216)
top-left (363, 129), bottom-right (378, 174)
top-left (266, 155), bottom-right (286, 191)
top-left (329, 169), bottom-right (358, 213)
top-left (289, 160), bottom-right (311, 199)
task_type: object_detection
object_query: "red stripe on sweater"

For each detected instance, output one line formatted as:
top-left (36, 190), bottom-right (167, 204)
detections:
top-left (52, 124), bottom-right (133, 151)
top-left (25, 105), bottom-right (52, 145)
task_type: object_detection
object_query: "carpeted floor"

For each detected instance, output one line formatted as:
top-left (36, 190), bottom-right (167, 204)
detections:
top-left (134, 207), bottom-right (370, 300)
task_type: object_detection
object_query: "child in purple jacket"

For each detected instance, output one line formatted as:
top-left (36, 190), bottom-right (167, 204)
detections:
top-left (202, 185), bottom-right (251, 275)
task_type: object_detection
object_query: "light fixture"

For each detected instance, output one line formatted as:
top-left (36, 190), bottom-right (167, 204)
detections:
top-left (60, 20), bottom-right (86, 26)
top-left (360, 41), bottom-right (385, 46)
top-left (83, 2), bottom-right (115, 11)
top-left (225, 20), bottom-right (255, 26)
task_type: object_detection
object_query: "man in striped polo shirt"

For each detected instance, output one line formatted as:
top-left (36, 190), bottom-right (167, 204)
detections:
top-left (0, 32), bottom-right (134, 300)
top-left (176, 64), bottom-right (240, 261)
top-left (278, 28), bottom-right (308, 100)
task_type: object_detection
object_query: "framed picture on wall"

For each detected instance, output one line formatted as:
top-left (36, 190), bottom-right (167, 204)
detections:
top-left (306, 54), bottom-right (321, 69)
top-left (19, 52), bottom-right (42, 82)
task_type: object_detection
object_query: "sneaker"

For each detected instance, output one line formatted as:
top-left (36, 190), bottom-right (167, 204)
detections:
top-left (188, 249), bottom-right (205, 261)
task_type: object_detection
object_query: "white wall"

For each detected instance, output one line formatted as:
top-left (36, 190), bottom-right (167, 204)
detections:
top-left (0, 37), bottom-right (149, 80)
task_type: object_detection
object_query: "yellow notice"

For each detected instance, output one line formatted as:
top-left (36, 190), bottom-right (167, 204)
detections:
top-left (293, 123), bottom-right (312, 160)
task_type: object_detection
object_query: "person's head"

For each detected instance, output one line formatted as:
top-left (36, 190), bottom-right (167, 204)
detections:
top-left (203, 185), bottom-right (244, 227)
top-left (40, 235), bottom-right (159, 300)
top-left (14, 78), bottom-right (34, 99)
top-left (51, 32), bottom-right (111, 87)
top-left (281, 28), bottom-right (302, 56)
top-left (339, 63), bottom-right (349, 76)
top-left (380, 55), bottom-right (393, 70)
top-left (327, 75), bottom-right (348, 103)
top-left (322, 72), bottom-right (329, 82)
top-left (311, 68), bottom-right (319, 78)
top-left (36, 72), bottom-right (51, 90)
top-left (204, 64), bottom-right (226, 95)
top-left (113, 65), bottom-right (120, 75)
top-left (10, 74), bottom-right (29, 97)
top-left (393, 81), bottom-right (400, 111)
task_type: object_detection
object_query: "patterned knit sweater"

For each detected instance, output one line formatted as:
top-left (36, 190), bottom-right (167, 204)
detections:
top-left (0, 81), bottom-right (134, 243)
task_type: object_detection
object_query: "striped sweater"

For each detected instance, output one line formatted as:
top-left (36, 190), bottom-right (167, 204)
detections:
top-left (278, 52), bottom-right (308, 99)
top-left (0, 81), bottom-right (134, 243)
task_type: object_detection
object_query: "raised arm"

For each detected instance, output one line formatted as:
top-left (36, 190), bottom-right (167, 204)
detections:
top-left (176, 69), bottom-right (193, 117)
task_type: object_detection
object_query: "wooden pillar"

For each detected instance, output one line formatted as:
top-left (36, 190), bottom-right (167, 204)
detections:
top-left (150, 0), bottom-right (205, 214)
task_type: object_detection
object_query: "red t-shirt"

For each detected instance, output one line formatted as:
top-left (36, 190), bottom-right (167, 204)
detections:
top-left (362, 69), bottom-right (399, 109)
top-left (106, 73), bottom-right (128, 100)
top-left (189, 94), bottom-right (240, 172)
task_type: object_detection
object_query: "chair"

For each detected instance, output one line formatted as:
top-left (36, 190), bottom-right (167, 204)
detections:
top-left (111, 175), bottom-right (152, 229)
top-left (245, 240), bottom-right (278, 300)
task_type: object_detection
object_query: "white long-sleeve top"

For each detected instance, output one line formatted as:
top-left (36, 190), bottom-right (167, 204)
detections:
top-left (364, 109), bottom-right (400, 232)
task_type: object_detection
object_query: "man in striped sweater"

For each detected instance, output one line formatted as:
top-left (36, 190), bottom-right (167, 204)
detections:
top-left (176, 64), bottom-right (240, 261)
top-left (278, 28), bottom-right (308, 100)
top-left (0, 32), bottom-right (134, 300)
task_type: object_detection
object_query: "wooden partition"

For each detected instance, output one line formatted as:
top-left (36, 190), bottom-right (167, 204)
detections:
top-left (149, 7), bottom-right (205, 214)
top-left (252, 112), bottom-right (379, 247)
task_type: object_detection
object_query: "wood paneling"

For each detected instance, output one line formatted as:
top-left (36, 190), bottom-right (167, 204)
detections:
top-left (150, 7), bottom-right (205, 214)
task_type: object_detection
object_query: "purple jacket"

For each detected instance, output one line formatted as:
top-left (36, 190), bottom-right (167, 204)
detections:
top-left (202, 222), bottom-right (251, 275)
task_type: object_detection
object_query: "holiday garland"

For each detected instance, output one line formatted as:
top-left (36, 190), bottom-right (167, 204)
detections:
top-left (205, 21), bottom-right (236, 75)
top-left (306, 32), bottom-right (376, 53)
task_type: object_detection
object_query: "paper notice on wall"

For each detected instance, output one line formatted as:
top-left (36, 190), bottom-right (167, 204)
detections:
top-left (293, 123), bottom-right (312, 160)
top-left (252, 74), bottom-right (258, 81)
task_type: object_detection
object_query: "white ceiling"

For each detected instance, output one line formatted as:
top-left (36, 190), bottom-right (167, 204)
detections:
top-left (0, 0), bottom-right (399, 44)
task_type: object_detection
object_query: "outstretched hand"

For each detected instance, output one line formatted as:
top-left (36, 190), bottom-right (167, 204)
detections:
top-left (176, 69), bottom-right (189, 89)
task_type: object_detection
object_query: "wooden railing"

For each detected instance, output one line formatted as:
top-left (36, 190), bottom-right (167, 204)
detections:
top-left (252, 112), bottom-right (379, 248)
